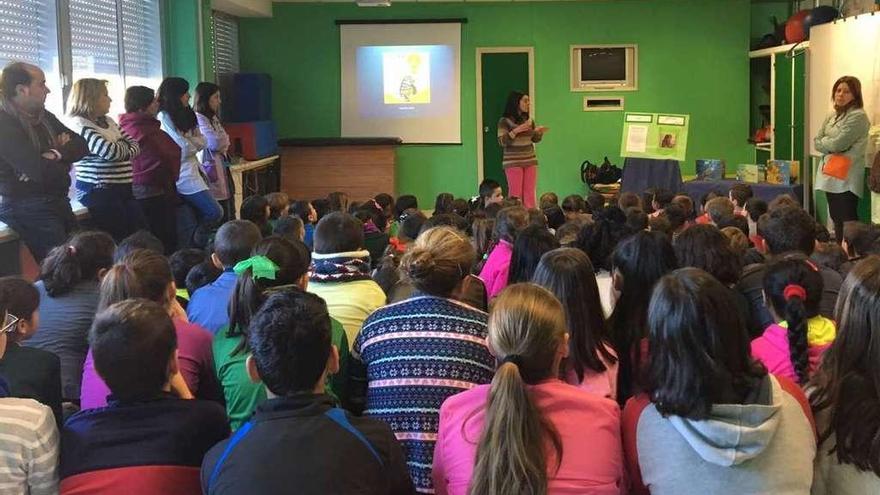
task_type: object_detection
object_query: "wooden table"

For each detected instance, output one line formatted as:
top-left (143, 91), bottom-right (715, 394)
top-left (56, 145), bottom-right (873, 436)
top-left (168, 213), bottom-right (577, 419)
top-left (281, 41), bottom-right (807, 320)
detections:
top-left (228, 155), bottom-right (280, 218)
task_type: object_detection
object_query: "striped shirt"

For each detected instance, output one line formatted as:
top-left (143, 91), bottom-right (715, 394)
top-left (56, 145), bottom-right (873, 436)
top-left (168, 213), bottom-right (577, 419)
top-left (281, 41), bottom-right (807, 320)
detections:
top-left (497, 116), bottom-right (542, 169)
top-left (70, 116), bottom-right (139, 186)
top-left (0, 398), bottom-right (59, 495)
top-left (352, 295), bottom-right (494, 494)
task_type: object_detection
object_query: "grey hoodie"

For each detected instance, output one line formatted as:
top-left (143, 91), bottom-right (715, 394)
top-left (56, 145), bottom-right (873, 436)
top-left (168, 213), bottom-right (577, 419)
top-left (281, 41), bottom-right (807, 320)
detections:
top-left (628, 375), bottom-right (816, 494)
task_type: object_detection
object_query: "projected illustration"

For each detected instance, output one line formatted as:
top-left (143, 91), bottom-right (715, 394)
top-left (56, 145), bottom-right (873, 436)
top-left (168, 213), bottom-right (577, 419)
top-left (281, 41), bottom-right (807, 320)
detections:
top-left (383, 52), bottom-right (431, 104)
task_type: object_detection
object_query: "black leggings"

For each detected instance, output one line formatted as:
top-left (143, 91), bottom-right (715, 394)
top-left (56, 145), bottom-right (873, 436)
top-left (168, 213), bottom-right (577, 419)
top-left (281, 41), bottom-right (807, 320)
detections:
top-left (826, 191), bottom-right (859, 242)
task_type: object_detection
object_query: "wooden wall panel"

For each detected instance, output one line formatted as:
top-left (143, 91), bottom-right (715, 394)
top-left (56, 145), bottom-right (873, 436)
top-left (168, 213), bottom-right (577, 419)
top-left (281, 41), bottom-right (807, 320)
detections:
top-left (280, 145), bottom-right (397, 202)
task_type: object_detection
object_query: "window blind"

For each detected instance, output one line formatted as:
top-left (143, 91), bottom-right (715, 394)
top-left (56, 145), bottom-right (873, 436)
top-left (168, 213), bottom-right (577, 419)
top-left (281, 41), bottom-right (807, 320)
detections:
top-left (69, 0), bottom-right (121, 77)
top-left (0, 1), bottom-right (61, 112)
top-left (121, 0), bottom-right (162, 82)
top-left (0, 0), bottom-right (59, 70)
top-left (212, 11), bottom-right (240, 77)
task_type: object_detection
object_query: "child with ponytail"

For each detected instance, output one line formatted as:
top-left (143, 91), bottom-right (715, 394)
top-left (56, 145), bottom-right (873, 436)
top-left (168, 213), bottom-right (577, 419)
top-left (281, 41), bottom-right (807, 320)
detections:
top-left (213, 236), bottom-right (350, 430)
top-left (80, 249), bottom-right (220, 409)
top-left (28, 231), bottom-right (115, 403)
top-left (432, 283), bottom-right (624, 495)
top-left (751, 255), bottom-right (835, 384)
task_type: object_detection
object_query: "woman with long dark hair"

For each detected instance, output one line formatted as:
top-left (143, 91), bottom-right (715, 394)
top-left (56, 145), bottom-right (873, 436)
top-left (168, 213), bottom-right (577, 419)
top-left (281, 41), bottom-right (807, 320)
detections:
top-left (623, 268), bottom-right (816, 495)
top-left (194, 82), bottom-right (232, 220)
top-left (433, 283), bottom-right (624, 494)
top-left (507, 224), bottom-right (558, 285)
top-left (533, 248), bottom-right (618, 399)
top-left (608, 231), bottom-right (677, 404)
top-left (157, 77), bottom-right (222, 248)
top-left (814, 76), bottom-right (871, 242)
top-left (496, 91), bottom-right (548, 209)
top-left (810, 256), bottom-right (880, 493)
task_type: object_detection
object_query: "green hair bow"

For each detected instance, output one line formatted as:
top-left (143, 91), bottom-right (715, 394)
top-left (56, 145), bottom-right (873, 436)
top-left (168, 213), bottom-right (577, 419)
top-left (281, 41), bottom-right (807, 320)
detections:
top-left (233, 255), bottom-right (278, 280)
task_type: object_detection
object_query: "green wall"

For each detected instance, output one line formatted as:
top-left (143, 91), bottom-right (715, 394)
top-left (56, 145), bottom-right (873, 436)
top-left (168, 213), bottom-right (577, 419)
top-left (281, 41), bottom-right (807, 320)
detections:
top-left (750, 1), bottom-right (790, 46)
top-left (162, 0), bottom-right (213, 85)
top-left (238, 0), bottom-right (752, 203)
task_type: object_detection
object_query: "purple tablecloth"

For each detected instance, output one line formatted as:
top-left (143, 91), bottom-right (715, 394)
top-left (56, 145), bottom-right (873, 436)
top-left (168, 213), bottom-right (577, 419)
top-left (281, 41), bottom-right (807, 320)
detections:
top-left (620, 158), bottom-right (683, 194)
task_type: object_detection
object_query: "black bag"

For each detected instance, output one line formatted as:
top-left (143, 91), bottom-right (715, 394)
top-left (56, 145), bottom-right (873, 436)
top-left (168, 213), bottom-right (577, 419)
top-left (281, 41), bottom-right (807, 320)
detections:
top-left (580, 159), bottom-right (598, 185)
top-left (581, 157), bottom-right (621, 185)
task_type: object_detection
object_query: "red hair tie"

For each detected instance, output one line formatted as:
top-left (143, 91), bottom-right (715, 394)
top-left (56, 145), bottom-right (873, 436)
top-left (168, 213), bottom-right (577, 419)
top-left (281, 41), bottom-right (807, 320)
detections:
top-left (783, 284), bottom-right (807, 301)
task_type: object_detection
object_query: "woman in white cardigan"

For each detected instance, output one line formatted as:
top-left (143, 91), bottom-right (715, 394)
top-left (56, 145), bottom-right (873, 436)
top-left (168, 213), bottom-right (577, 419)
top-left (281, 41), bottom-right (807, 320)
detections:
top-left (194, 82), bottom-right (232, 220)
top-left (157, 77), bottom-right (223, 249)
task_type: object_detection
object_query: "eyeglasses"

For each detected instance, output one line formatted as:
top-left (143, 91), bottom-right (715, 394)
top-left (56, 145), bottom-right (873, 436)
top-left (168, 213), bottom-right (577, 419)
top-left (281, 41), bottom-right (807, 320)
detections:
top-left (1, 313), bottom-right (19, 334)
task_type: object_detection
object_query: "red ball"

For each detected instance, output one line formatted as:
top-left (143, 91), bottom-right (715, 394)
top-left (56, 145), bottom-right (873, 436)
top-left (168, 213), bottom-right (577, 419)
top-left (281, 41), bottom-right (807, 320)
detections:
top-left (785, 9), bottom-right (811, 43)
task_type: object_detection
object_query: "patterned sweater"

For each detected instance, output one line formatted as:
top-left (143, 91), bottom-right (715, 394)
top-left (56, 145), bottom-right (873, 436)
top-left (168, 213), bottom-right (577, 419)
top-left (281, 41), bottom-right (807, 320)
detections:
top-left (350, 295), bottom-right (495, 494)
top-left (497, 116), bottom-right (542, 169)
top-left (70, 116), bottom-right (139, 190)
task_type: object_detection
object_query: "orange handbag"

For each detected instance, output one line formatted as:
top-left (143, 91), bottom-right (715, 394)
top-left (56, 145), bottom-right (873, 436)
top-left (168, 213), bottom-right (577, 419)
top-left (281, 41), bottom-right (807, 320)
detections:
top-left (823, 154), bottom-right (852, 180)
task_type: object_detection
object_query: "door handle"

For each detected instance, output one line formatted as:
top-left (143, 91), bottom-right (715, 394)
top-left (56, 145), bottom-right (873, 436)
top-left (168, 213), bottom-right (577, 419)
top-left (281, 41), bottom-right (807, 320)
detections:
top-left (484, 126), bottom-right (490, 132)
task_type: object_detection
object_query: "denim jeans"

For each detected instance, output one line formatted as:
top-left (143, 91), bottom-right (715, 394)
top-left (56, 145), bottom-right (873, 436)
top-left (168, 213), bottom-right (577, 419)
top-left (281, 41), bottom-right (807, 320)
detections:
top-left (79, 184), bottom-right (146, 242)
top-left (0, 195), bottom-right (77, 263)
top-left (178, 189), bottom-right (223, 248)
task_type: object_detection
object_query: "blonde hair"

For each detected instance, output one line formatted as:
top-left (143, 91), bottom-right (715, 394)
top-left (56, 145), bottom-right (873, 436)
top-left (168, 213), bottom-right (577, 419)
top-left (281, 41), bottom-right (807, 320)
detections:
top-left (68, 78), bottom-right (108, 119)
top-left (720, 226), bottom-right (749, 256)
top-left (399, 226), bottom-right (474, 296)
top-left (470, 283), bottom-right (565, 495)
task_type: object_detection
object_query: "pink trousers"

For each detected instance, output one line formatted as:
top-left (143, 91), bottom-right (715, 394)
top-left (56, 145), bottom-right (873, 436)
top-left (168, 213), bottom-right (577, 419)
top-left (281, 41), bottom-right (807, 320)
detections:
top-left (504, 165), bottom-right (537, 208)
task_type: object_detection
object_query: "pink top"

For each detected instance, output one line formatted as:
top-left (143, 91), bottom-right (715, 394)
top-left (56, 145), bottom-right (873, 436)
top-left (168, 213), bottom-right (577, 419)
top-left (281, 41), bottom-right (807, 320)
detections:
top-left (433, 380), bottom-right (626, 495)
top-left (80, 318), bottom-right (218, 409)
top-left (750, 319), bottom-right (834, 384)
top-left (478, 240), bottom-right (513, 300)
top-left (563, 344), bottom-right (619, 401)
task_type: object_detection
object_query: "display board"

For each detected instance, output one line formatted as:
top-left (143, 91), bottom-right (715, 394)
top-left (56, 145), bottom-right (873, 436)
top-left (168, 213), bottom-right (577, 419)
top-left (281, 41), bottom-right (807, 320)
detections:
top-left (620, 112), bottom-right (690, 162)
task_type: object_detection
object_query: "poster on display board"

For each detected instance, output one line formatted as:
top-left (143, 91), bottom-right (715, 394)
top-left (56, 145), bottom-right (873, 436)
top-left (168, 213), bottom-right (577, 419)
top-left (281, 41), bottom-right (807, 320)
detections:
top-left (620, 112), bottom-right (690, 162)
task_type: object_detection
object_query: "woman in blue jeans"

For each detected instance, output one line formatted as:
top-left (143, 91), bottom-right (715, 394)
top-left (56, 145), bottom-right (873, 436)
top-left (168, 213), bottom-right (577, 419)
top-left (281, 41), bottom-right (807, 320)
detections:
top-left (157, 77), bottom-right (222, 248)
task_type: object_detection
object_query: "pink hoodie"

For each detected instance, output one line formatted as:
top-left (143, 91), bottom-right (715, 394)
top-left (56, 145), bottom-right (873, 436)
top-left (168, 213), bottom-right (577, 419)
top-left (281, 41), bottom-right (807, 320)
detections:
top-left (751, 317), bottom-right (835, 383)
top-left (433, 380), bottom-right (626, 495)
top-left (478, 240), bottom-right (513, 300)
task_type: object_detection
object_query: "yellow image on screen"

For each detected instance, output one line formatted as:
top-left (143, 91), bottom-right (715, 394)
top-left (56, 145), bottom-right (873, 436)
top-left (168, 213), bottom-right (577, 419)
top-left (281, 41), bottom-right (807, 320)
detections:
top-left (383, 52), bottom-right (431, 104)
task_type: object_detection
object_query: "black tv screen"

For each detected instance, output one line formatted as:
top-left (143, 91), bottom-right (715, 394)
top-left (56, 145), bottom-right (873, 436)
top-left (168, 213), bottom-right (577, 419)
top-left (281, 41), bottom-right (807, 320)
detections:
top-left (580, 48), bottom-right (627, 81)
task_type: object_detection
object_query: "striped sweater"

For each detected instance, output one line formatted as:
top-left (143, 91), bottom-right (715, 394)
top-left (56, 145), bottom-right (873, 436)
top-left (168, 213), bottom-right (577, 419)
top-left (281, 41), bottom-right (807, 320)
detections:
top-left (497, 116), bottom-right (542, 169)
top-left (351, 295), bottom-right (495, 494)
top-left (0, 398), bottom-right (59, 495)
top-left (70, 115), bottom-right (139, 187)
